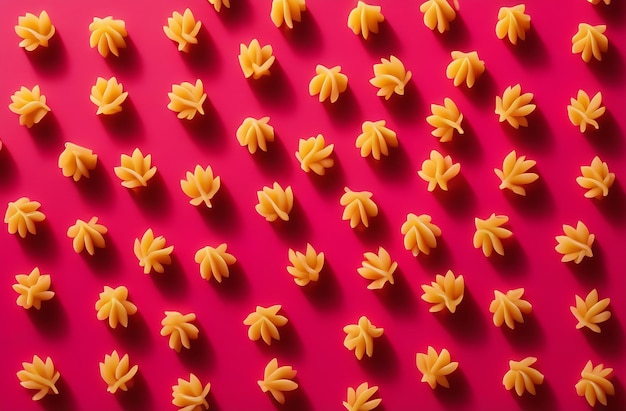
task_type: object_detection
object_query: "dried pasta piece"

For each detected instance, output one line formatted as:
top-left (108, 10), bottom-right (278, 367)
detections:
top-left (208, 0), bottom-right (230, 12)
top-left (258, 358), bottom-right (298, 404)
top-left (473, 214), bottom-right (512, 257)
top-left (576, 361), bottom-right (614, 407)
top-left (58, 142), bottom-right (98, 182)
top-left (99, 350), bottom-right (138, 394)
top-left (13, 267), bottom-right (54, 310)
top-left (495, 5), bottom-right (531, 45)
top-left (295, 134), bottom-right (334, 175)
top-left (570, 289), bottom-right (611, 333)
top-left (180, 165), bottom-right (221, 207)
top-left (576, 156), bottom-right (615, 199)
top-left (134, 229), bottom-right (174, 274)
top-left (15, 11), bottom-right (55, 51)
top-left (555, 221), bottom-right (594, 264)
top-left (287, 243), bottom-right (324, 286)
top-left (243, 305), bottom-right (288, 345)
top-left (496, 84), bottom-right (536, 128)
top-left (416, 347), bottom-right (458, 389)
top-left (167, 79), bottom-right (207, 120)
top-left (160, 311), bottom-right (199, 352)
top-left (419, 0), bottom-right (456, 33)
top-left (426, 98), bottom-right (464, 143)
top-left (340, 187), bottom-right (378, 229)
top-left (17, 355), bottom-right (60, 400)
top-left (309, 65), bottom-right (348, 103)
top-left (355, 120), bottom-right (398, 160)
top-left (195, 243), bottom-right (237, 283)
top-left (90, 77), bottom-right (128, 115)
top-left (503, 357), bottom-right (544, 396)
top-left (270, 0), bottom-right (307, 29)
top-left (5, 197), bottom-right (46, 238)
top-left (369, 56), bottom-right (412, 100)
top-left (347, 2), bottom-right (384, 40)
top-left (357, 246), bottom-right (398, 290)
top-left (89, 16), bottom-right (127, 57)
top-left (114, 148), bottom-right (157, 189)
top-left (343, 316), bottom-right (384, 360)
top-left (572, 23), bottom-right (608, 63)
top-left (8, 85), bottom-right (50, 128)
top-left (567, 90), bottom-right (605, 133)
top-left (489, 288), bottom-right (532, 329)
top-left (343, 382), bottom-right (382, 411)
top-left (237, 117), bottom-right (275, 154)
top-left (95, 285), bottom-right (138, 329)
top-left (421, 270), bottom-right (464, 313)
top-left (401, 213), bottom-right (441, 257)
top-left (172, 373), bottom-right (211, 411)
top-left (163, 9), bottom-right (201, 53)
top-left (589, 0), bottom-right (611, 4)
top-left (238, 39), bottom-right (275, 79)
top-left (418, 150), bottom-right (460, 191)
top-left (446, 51), bottom-right (485, 88)
top-left (494, 150), bottom-right (539, 196)
top-left (67, 217), bottom-right (107, 255)
top-left (255, 182), bottom-right (294, 222)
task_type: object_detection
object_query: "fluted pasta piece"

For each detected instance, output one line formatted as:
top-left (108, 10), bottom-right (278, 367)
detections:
top-left (419, 0), bottom-right (456, 33)
top-left (343, 316), bottom-right (384, 360)
top-left (172, 373), bottom-right (211, 411)
top-left (496, 5), bottom-right (531, 44)
top-left (496, 84), bottom-right (536, 128)
top-left (13, 267), bottom-right (55, 310)
top-left (287, 243), bottom-right (324, 286)
top-left (421, 270), bottom-right (464, 313)
top-left (358, 246), bottom-right (398, 290)
top-left (568, 90), bottom-right (605, 133)
top-left (576, 156), bottom-right (614, 199)
top-left (89, 16), bottom-right (127, 57)
top-left (494, 150), bottom-right (539, 196)
top-left (258, 358), bottom-right (298, 404)
top-left (589, 0), bottom-right (611, 4)
top-left (369, 56), bottom-right (412, 100)
top-left (489, 288), bottom-right (532, 329)
top-left (355, 120), bottom-right (398, 160)
top-left (243, 305), bottom-right (288, 345)
top-left (416, 347), bottom-right (458, 389)
top-left (58, 142), bottom-right (98, 182)
top-left (309, 65), bottom-right (348, 103)
top-left (343, 382), bottom-right (382, 411)
top-left (195, 243), bottom-right (237, 283)
top-left (296, 134), bottom-right (334, 175)
top-left (239, 39), bottom-right (275, 79)
top-left (555, 221), bottom-right (594, 264)
top-left (473, 213), bottom-right (512, 257)
top-left (572, 23), bottom-right (608, 62)
top-left (347, 2), bottom-right (384, 39)
top-left (401, 213), bottom-right (441, 257)
top-left (256, 182), bottom-right (294, 222)
top-left (90, 77), bottom-right (128, 115)
top-left (17, 355), bottom-right (60, 400)
top-left (446, 51), bottom-right (485, 88)
top-left (163, 9), bottom-right (201, 52)
top-left (270, 0), bottom-right (307, 29)
top-left (208, 0), bottom-right (230, 12)
top-left (167, 79), bottom-right (207, 120)
top-left (99, 351), bottom-right (138, 394)
top-left (5, 197), bottom-right (45, 238)
top-left (15, 11), bottom-right (55, 51)
top-left (160, 311), bottom-right (199, 352)
top-left (570, 289), bottom-right (611, 333)
top-left (181, 165), bottom-right (221, 207)
top-left (340, 187), bottom-right (378, 229)
top-left (503, 357), bottom-right (544, 396)
top-left (67, 217), bottom-right (108, 255)
top-left (426, 98), bottom-right (464, 142)
top-left (576, 361), bottom-right (614, 407)
top-left (237, 117), bottom-right (275, 154)
top-left (114, 148), bottom-right (157, 189)
top-left (418, 150), bottom-right (460, 191)
top-left (134, 229), bottom-right (174, 274)
top-left (95, 286), bottom-right (138, 329)
top-left (8, 85), bottom-right (50, 128)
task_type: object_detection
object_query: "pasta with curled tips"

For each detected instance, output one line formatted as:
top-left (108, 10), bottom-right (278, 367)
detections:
top-left (357, 246), bottom-right (398, 290)
top-left (208, 0), bottom-right (230, 12)
top-left (89, 16), bottom-right (127, 57)
top-left (243, 305), bottom-right (288, 345)
top-left (99, 350), bottom-right (138, 394)
top-left (426, 98), bottom-right (464, 142)
top-left (172, 373), bottom-right (211, 411)
top-left (416, 347), bottom-right (458, 389)
top-left (421, 270), bottom-right (464, 313)
top-left (576, 156), bottom-right (614, 199)
top-left (568, 90), bottom-right (605, 133)
top-left (495, 84), bottom-right (536, 128)
top-left (258, 358), bottom-right (298, 404)
top-left (95, 285), bottom-right (138, 329)
top-left (589, 0), bottom-right (611, 4)
top-left (369, 56), bottom-right (412, 100)
top-left (114, 148), bottom-right (157, 189)
top-left (90, 77), bottom-right (128, 115)
top-left (58, 142), bottom-right (98, 182)
top-left (287, 243), bottom-right (324, 286)
top-left (576, 361), bottom-right (614, 407)
top-left (163, 8), bottom-right (201, 52)
top-left (255, 182), bottom-right (294, 222)
top-left (238, 39), bottom-right (276, 79)
top-left (570, 289), bottom-right (611, 333)
top-left (13, 267), bottom-right (55, 310)
top-left (401, 213), bottom-right (441, 257)
top-left (494, 150), bottom-right (539, 196)
top-left (17, 355), bottom-right (60, 400)
top-left (15, 11), bottom-right (55, 51)
top-left (495, 5), bottom-right (531, 45)
top-left (237, 117), bottom-right (275, 154)
top-left (9, 85), bottom-right (50, 128)
top-left (270, 0), bottom-right (307, 29)
top-left (180, 165), bottom-right (221, 207)
top-left (489, 288), bottom-right (532, 329)
top-left (167, 79), bottom-right (207, 120)
top-left (5, 197), bottom-right (46, 238)
top-left (503, 357), bottom-right (544, 396)
top-left (473, 213), bottom-right (512, 257)
top-left (419, 0), bottom-right (457, 33)
top-left (355, 120), bottom-right (398, 160)
top-left (195, 243), bottom-right (237, 283)
top-left (446, 51), bottom-right (485, 88)
top-left (555, 221), bottom-right (594, 264)
top-left (343, 316), bottom-right (384, 360)
top-left (343, 382), bottom-right (382, 411)
top-left (67, 217), bottom-right (108, 255)
top-left (572, 23), bottom-right (608, 63)
top-left (347, 1), bottom-right (384, 40)
top-left (295, 134), bottom-right (334, 175)
top-left (134, 229), bottom-right (174, 274)
top-left (160, 311), bottom-right (199, 352)
top-left (309, 65), bottom-right (348, 103)
top-left (418, 150), bottom-right (460, 191)
top-left (340, 187), bottom-right (378, 229)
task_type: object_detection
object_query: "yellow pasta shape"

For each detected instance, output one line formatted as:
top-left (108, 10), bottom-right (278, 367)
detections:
top-left (343, 316), bottom-right (384, 360)
top-left (58, 142), bottom-right (98, 182)
top-left (309, 65), bottom-right (348, 103)
top-left (258, 358), bottom-right (298, 404)
top-left (589, 0), bottom-right (611, 4)
top-left (576, 361), bottom-right (614, 407)
top-left (473, 213), bottom-right (512, 257)
top-left (160, 311), bottom-right (199, 352)
top-left (555, 221), bottom-right (595, 264)
top-left (67, 216), bottom-right (108, 255)
top-left (576, 156), bottom-right (615, 199)
top-left (489, 288), bottom-right (532, 329)
top-left (340, 187), bottom-right (378, 229)
top-left (236, 116), bottom-right (275, 154)
top-left (8, 85), bottom-right (50, 128)
top-left (95, 285), bottom-right (138, 329)
top-left (180, 165), bottom-right (221, 207)
top-left (503, 357), bottom-right (544, 396)
top-left (255, 182), bottom-right (294, 222)
top-left (401, 213), bottom-right (441, 257)
top-left (17, 355), bottom-right (60, 401)
top-left (426, 98), bottom-right (464, 143)
top-left (416, 347), bottom-right (458, 389)
top-left (421, 270), bottom-right (464, 313)
top-left (172, 373), bottom-right (211, 411)
top-left (369, 55), bottom-right (412, 100)
top-left (496, 84), bottom-right (536, 129)
top-left (134, 229), bottom-right (174, 274)
top-left (357, 246), bottom-right (398, 290)
top-left (287, 243), bottom-right (324, 286)
top-left (568, 90), bottom-right (605, 133)
top-left (446, 51), bottom-right (485, 88)
top-left (13, 267), bottom-right (55, 310)
top-left (419, 0), bottom-right (456, 33)
top-left (495, 5), bottom-right (531, 45)
top-left (355, 120), bottom-right (398, 160)
top-left (572, 23), bottom-right (608, 63)
top-left (90, 77), bottom-right (128, 115)
top-left (343, 382), bottom-right (382, 411)
top-left (494, 150), bottom-right (539, 196)
top-left (163, 9), bottom-right (201, 53)
top-left (418, 150), bottom-right (460, 191)
top-left (239, 39), bottom-right (276, 79)
top-left (89, 16), bottom-right (127, 58)
top-left (570, 289), bottom-right (611, 333)
top-left (347, 2), bottom-right (384, 40)
top-left (5, 197), bottom-right (45, 238)
top-left (167, 79), bottom-right (207, 120)
top-left (114, 148), bottom-right (157, 189)
top-left (15, 11), bottom-right (55, 51)
top-left (99, 350), bottom-right (138, 394)
top-left (243, 305), bottom-right (288, 345)
top-left (208, 0), bottom-right (230, 12)
top-left (295, 134), bottom-right (334, 175)
top-left (195, 243), bottom-right (237, 283)
top-left (270, 0), bottom-right (307, 29)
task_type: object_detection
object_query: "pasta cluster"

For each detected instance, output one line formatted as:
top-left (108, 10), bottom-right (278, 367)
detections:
top-left (236, 116), bottom-right (275, 154)
top-left (495, 84), bottom-right (536, 128)
top-left (309, 65), bottom-right (348, 103)
top-left (167, 79), bottom-right (207, 120)
top-left (270, 0), bottom-right (307, 29)
top-left (355, 120), bottom-right (398, 160)
top-left (172, 373), bottom-right (211, 411)
top-left (17, 355), bottom-right (60, 401)
top-left (195, 243), bottom-right (237, 283)
top-left (421, 270), bottom-right (464, 313)
top-left (295, 134), bottom-right (334, 175)
top-left (555, 221), bottom-right (594, 264)
top-left (576, 156), bottom-right (614, 199)
top-left (15, 11), bottom-right (55, 51)
top-left (369, 56), bottom-right (412, 100)
top-left (572, 23), bottom-right (608, 62)
top-left (567, 90), bottom-right (605, 133)
top-left (114, 148), bottom-right (157, 189)
top-left (5, 197), bottom-right (46, 238)
top-left (8, 85), bottom-right (50, 128)
top-left (58, 142), bottom-right (98, 182)
top-left (257, 358), bottom-right (298, 404)
top-left (255, 182), bottom-right (294, 222)
top-left (494, 150), bottom-right (539, 196)
top-left (446, 51), bottom-right (485, 88)
top-left (90, 77), bottom-right (128, 115)
top-left (357, 246), bottom-right (397, 290)
top-left (502, 357), bottom-right (544, 396)
top-left (489, 288), bottom-right (532, 329)
top-left (89, 16), bottom-right (127, 57)
top-left (570, 289), bottom-right (611, 333)
top-left (134, 229), bottom-right (174, 274)
top-left (426, 98), bottom-right (464, 143)
top-left (95, 285), bottom-right (137, 329)
top-left (418, 150), bottom-right (460, 191)
top-left (416, 347), bottom-right (458, 389)
top-left (347, 2), bottom-right (384, 40)
top-left (67, 216), bottom-right (108, 255)
top-left (340, 187), bottom-right (378, 229)
top-left (473, 213), bottom-right (512, 257)
top-left (495, 5), bottom-right (531, 45)
top-left (243, 305), bottom-right (288, 345)
top-left (343, 382), bottom-right (382, 411)
top-left (419, 0), bottom-right (456, 33)
top-left (208, 0), bottom-right (230, 12)
top-left (163, 8), bottom-right (201, 53)
top-left (99, 351), bottom-right (138, 394)
top-left (575, 361), bottom-right (614, 407)
top-left (238, 39), bottom-right (275, 79)
top-left (13, 267), bottom-right (55, 310)
top-left (180, 165), bottom-right (221, 207)
top-left (343, 316), bottom-right (384, 360)
top-left (160, 311), bottom-right (199, 352)
top-left (286, 243), bottom-right (324, 286)
top-left (400, 213), bottom-right (441, 257)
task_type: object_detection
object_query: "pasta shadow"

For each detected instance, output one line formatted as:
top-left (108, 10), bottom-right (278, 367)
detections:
top-left (323, 86), bottom-right (362, 128)
top-left (585, 110), bottom-right (624, 156)
top-left (502, 106), bottom-right (554, 154)
top-left (566, 241), bottom-right (608, 287)
top-left (82, 238), bottom-right (122, 276)
top-left (150, 254), bottom-right (190, 301)
top-left (27, 111), bottom-right (62, 152)
top-left (27, 31), bottom-right (68, 77)
top-left (506, 26), bottom-right (550, 68)
top-left (115, 371), bottom-right (155, 411)
top-left (220, 0), bottom-right (252, 27)
top-left (586, 45), bottom-right (624, 86)
top-left (256, 318), bottom-right (304, 361)
top-left (435, 14), bottom-right (472, 49)
top-left (197, 184), bottom-right (242, 234)
top-left (417, 235), bottom-right (455, 272)
top-left (436, 288), bottom-right (488, 345)
top-left (433, 367), bottom-right (472, 406)
top-left (109, 310), bottom-right (153, 351)
top-left (594, 180), bottom-right (626, 227)
top-left (446, 119), bottom-right (483, 164)
top-left (27, 296), bottom-right (69, 340)
top-left (501, 313), bottom-right (546, 350)
top-left (105, 36), bottom-right (143, 78)
top-left (0, 146), bottom-right (20, 189)
top-left (366, 142), bottom-right (413, 183)
top-left (358, 334), bottom-right (400, 380)
top-left (99, 97), bottom-right (144, 141)
top-left (129, 172), bottom-right (173, 218)
top-left (353, 206), bottom-right (393, 246)
top-left (487, 236), bottom-right (529, 277)
top-left (583, 315), bottom-right (624, 356)
top-left (39, 376), bottom-right (79, 411)
top-left (248, 60), bottom-right (296, 108)
top-left (270, 201), bottom-right (312, 243)
top-left (212, 262), bottom-right (251, 301)
top-left (383, 80), bottom-right (423, 125)
top-left (513, 379), bottom-right (558, 411)
top-left (594, 0), bottom-right (625, 23)
top-left (462, 69), bottom-right (497, 108)
top-left (182, 104), bottom-right (229, 153)
top-left (279, 385), bottom-right (314, 411)
top-left (18, 218), bottom-right (59, 263)
top-left (373, 268), bottom-right (417, 318)
top-left (433, 173), bottom-right (478, 219)
top-left (606, 378), bottom-right (626, 411)
top-left (281, 10), bottom-right (323, 54)
top-left (75, 159), bottom-right (116, 207)
top-left (182, 26), bottom-right (220, 75)
top-left (179, 321), bottom-right (216, 371)
top-left (301, 260), bottom-right (343, 311)
top-left (254, 134), bottom-right (293, 178)
top-left (504, 173), bottom-right (556, 218)
top-left (307, 154), bottom-right (346, 196)
top-left (363, 21), bottom-right (403, 56)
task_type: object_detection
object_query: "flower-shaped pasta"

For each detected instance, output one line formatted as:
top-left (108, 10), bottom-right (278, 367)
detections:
top-left (589, 0), bottom-right (611, 4)
top-left (58, 142), bottom-right (98, 182)
top-left (238, 39), bottom-right (275, 79)
top-left (163, 9), bottom-right (201, 53)
top-left (340, 187), bottom-right (378, 229)
top-left (270, 0), bottom-right (307, 29)
top-left (256, 182), bottom-right (294, 222)
top-left (572, 23), bottom-right (608, 63)
top-left (576, 156), bottom-right (615, 199)
top-left (208, 0), bottom-right (230, 12)
top-left (576, 361), bottom-right (614, 407)
top-left (90, 77), bottom-right (128, 115)
top-left (67, 217), bottom-right (108, 255)
top-left (258, 358), bottom-right (298, 404)
top-left (89, 16), bottom-right (127, 57)
top-left (114, 148), bottom-right (157, 189)
top-left (489, 288), bottom-right (532, 329)
top-left (296, 134), bottom-right (334, 175)
top-left (8, 85), bottom-right (50, 128)
top-left (555, 221), bottom-right (595, 264)
top-left (494, 150), bottom-right (539, 196)
top-left (358, 246), bottom-right (398, 290)
top-left (15, 11), bottom-right (55, 51)
top-left (180, 165), bottom-right (221, 207)
top-left (496, 84), bottom-right (536, 128)
top-left (570, 289), bottom-right (611, 333)
top-left (421, 270), bottom-right (464, 313)
top-left (172, 373), bottom-right (211, 411)
top-left (503, 357), bottom-right (544, 396)
top-left (343, 316), bottom-right (384, 360)
top-left (416, 347), bottom-right (458, 389)
top-left (17, 355), bottom-right (60, 400)
top-left (309, 65), bottom-right (348, 103)
top-left (355, 120), bottom-right (398, 160)
top-left (95, 285), bottom-right (138, 329)
top-left (99, 351), bottom-right (139, 394)
top-left (5, 197), bottom-right (45, 238)
top-left (13, 267), bottom-right (55, 310)
top-left (568, 90), bottom-right (605, 133)
top-left (369, 56), bottom-right (412, 100)
top-left (343, 382), bottom-right (382, 411)
top-left (446, 51), bottom-right (485, 88)
top-left (419, 0), bottom-right (457, 33)
top-left (347, 2), bottom-right (384, 40)
top-left (473, 214), bottom-right (512, 257)
top-left (427, 98), bottom-right (464, 143)
top-left (167, 79), bottom-right (207, 120)
top-left (496, 5), bottom-right (531, 45)
top-left (237, 117), bottom-right (275, 154)
top-left (287, 243), bottom-right (324, 286)
top-left (134, 229), bottom-right (174, 274)
top-left (418, 150), bottom-right (461, 191)
top-left (195, 243), bottom-right (237, 283)
top-left (401, 213), bottom-right (441, 257)
top-left (243, 305), bottom-right (288, 345)
top-left (160, 311), bottom-right (199, 352)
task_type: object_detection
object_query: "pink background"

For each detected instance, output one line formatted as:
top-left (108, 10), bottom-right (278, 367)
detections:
top-left (1, 0), bottom-right (625, 410)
